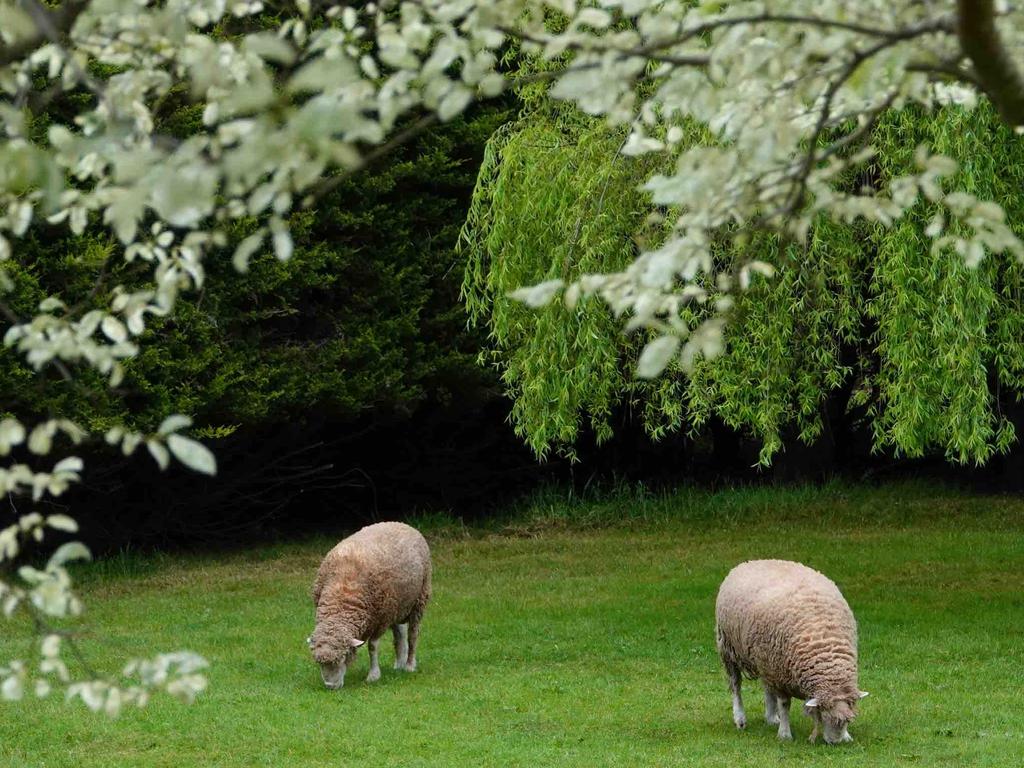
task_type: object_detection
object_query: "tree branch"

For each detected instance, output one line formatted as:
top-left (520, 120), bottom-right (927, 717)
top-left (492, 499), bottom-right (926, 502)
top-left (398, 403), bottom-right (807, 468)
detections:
top-left (957, 0), bottom-right (1024, 123)
top-left (19, 0), bottom-right (104, 97)
top-left (23, 599), bottom-right (100, 680)
top-left (498, 25), bottom-right (710, 67)
top-left (303, 113), bottom-right (440, 206)
top-left (673, 13), bottom-right (955, 45)
top-left (783, 35), bottom-right (906, 216)
top-left (0, 0), bottom-right (89, 68)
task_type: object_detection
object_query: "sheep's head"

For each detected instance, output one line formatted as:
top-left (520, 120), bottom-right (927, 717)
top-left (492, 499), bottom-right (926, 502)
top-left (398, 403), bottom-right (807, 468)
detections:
top-left (308, 629), bottom-right (364, 689)
top-left (805, 691), bottom-right (869, 744)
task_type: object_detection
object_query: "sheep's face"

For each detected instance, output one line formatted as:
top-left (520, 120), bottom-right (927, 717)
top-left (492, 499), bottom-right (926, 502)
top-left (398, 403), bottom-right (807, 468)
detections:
top-left (318, 658), bottom-right (345, 690)
top-left (309, 632), bottom-right (364, 690)
top-left (805, 692), bottom-right (869, 744)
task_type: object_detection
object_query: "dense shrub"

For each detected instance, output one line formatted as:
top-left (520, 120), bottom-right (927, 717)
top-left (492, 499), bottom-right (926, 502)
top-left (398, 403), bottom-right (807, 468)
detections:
top-left (2, 107), bottom-right (508, 434)
top-left (0, 106), bottom-right (520, 546)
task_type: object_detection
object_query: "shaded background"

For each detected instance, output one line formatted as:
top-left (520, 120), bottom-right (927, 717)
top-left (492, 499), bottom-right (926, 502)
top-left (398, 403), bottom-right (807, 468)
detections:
top-left (5, 102), bottom-right (1024, 552)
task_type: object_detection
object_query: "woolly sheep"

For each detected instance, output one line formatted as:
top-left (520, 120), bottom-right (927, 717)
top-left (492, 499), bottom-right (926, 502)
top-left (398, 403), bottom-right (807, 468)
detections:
top-left (307, 521), bottom-right (431, 689)
top-left (715, 559), bottom-right (869, 744)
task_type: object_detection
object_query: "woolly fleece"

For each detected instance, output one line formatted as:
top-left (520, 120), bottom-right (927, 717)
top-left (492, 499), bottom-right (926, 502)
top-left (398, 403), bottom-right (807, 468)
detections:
top-left (311, 522), bottom-right (431, 666)
top-left (715, 559), bottom-right (862, 718)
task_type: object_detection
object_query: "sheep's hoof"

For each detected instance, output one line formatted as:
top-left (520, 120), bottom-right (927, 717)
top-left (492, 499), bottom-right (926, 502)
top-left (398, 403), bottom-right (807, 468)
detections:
top-left (366, 668), bottom-right (381, 683)
top-left (808, 733), bottom-right (818, 744)
top-left (393, 659), bottom-right (408, 670)
top-left (733, 716), bottom-right (746, 730)
top-left (777, 730), bottom-right (793, 741)
top-left (403, 661), bottom-right (417, 672)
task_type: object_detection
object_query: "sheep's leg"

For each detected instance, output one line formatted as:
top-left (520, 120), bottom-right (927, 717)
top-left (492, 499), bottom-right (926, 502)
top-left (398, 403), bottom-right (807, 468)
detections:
top-left (764, 688), bottom-right (779, 725)
top-left (404, 607), bottom-right (424, 672)
top-left (392, 623), bottom-right (409, 670)
top-left (725, 663), bottom-right (746, 730)
top-left (366, 637), bottom-right (382, 683)
top-left (806, 708), bottom-right (823, 741)
top-left (402, 583), bottom-right (429, 673)
top-left (776, 695), bottom-right (792, 740)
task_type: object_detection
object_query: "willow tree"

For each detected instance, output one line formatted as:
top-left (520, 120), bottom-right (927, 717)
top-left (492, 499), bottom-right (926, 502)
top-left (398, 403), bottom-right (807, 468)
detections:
top-left (462, 100), bottom-right (1024, 464)
top-left (461, 103), bottom-right (681, 459)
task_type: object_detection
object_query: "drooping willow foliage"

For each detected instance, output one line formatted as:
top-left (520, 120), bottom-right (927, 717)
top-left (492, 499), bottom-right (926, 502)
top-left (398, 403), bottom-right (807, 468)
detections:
top-left (461, 89), bottom-right (701, 459)
top-left (867, 108), bottom-right (1024, 464)
top-left (461, 98), bottom-right (1024, 465)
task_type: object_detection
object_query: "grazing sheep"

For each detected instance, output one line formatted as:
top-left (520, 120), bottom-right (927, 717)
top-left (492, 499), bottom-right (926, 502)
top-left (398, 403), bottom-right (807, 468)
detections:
top-left (308, 521), bottom-right (431, 689)
top-left (715, 559), bottom-right (869, 744)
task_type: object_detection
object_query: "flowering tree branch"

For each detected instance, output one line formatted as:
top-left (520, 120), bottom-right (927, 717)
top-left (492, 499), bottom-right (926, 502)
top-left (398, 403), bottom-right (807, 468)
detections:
top-left (0, 0), bottom-right (88, 67)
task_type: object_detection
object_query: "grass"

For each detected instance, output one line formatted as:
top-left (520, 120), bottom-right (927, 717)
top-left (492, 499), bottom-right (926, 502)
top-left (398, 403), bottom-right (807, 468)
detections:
top-left (2, 480), bottom-right (1023, 767)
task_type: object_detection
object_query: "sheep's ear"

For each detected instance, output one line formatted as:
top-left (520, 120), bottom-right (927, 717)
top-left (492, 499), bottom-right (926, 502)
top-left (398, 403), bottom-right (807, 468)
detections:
top-left (804, 698), bottom-right (819, 708)
top-left (858, 691), bottom-right (870, 699)
top-left (349, 638), bottom-right (365, 648)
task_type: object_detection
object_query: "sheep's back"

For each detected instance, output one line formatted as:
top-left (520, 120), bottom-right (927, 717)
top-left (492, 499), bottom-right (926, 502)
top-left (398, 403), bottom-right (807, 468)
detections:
top-left (716, 560), bottom-right (857, 696)
top-left (315, 522), bottom-right (431, 631)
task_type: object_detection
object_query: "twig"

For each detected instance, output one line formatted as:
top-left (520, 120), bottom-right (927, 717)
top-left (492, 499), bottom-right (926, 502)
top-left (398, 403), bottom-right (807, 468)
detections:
top-left (783, 34), bottom-right (912, 217)
top-left (20, 0), bottom-right (108, 104)
top-left (0, 0), bottom-right (89, 67)
top-left (303, 113), bottom-right (440, 206)
top-left (667, 12), bottom-right (955, 46)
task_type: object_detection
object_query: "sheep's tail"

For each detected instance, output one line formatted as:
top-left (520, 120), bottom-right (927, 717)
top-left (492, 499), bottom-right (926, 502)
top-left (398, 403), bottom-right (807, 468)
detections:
top-left (716, 620), bottom-right (758, 681)
top-left (715, 620), bottom-right (736, 669)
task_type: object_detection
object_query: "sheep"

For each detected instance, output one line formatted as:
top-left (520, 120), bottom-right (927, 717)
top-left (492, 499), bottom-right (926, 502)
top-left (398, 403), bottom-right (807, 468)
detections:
top-left (714, 559), bottom-right (869, 744)
top-left (307, 521), bottom-right (431, 690)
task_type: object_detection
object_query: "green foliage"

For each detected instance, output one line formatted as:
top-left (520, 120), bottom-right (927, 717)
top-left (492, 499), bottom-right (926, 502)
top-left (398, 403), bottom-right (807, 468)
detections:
top-left (463, 100), bottom-right (1024, 464)
top-left (1, 107), bottom-right (508, 433)
top-left (461, 106), bottom-right (680, 459)
top-left (867, 107), bottom-right (1024, 463)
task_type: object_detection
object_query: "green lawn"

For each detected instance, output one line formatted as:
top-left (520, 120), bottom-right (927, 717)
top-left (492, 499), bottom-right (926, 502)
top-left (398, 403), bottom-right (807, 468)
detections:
top-left (2, 482), bottom-right (1023, 767)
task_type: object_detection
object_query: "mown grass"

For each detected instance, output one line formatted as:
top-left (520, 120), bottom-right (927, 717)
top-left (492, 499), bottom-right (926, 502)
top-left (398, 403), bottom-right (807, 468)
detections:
top-left (1, 481), bottom-right (1022, 767)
